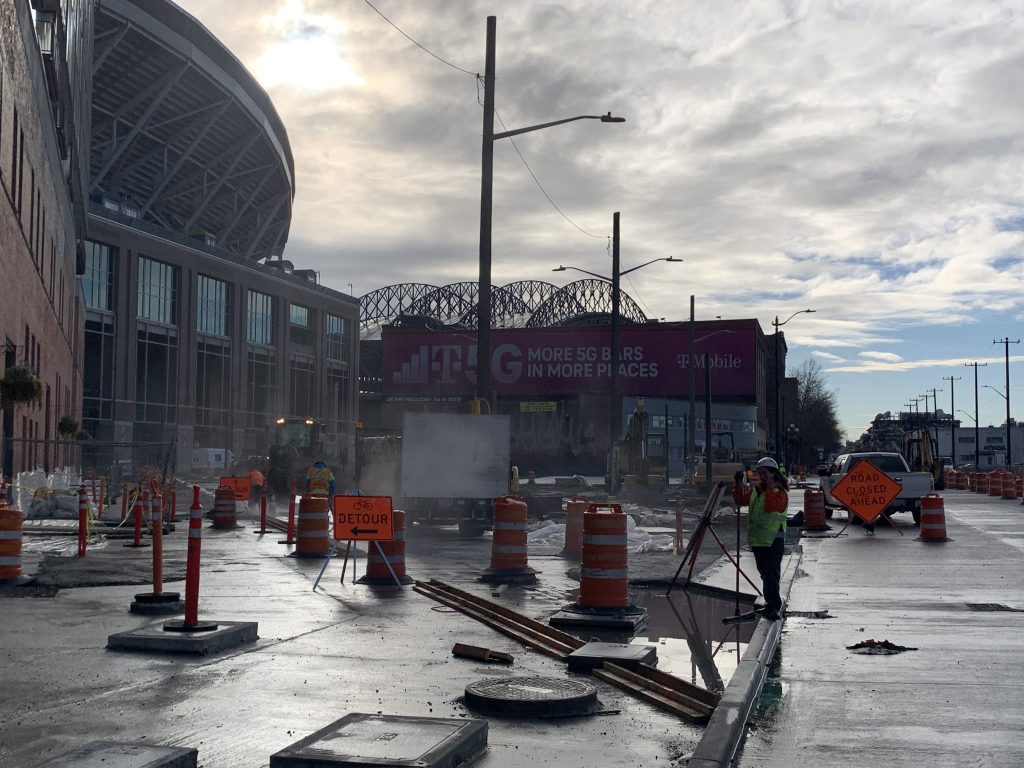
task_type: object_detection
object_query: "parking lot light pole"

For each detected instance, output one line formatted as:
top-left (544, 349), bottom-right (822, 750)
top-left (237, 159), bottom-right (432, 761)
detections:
top-left (477, 15), bottom-right (626, 410)
top-left (554, 229), bottom-right (680, 493)
top-left (993, 338), bottom-right (1020, 465)
top-left (772, 309), bottom-right (814, 463)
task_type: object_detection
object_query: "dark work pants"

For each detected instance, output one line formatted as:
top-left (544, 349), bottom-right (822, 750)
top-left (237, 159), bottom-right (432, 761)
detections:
top-left (752, 537), bottom-right (785, 613)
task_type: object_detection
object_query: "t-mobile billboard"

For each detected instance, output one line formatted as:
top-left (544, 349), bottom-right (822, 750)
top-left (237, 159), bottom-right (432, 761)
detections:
top-left (382, 324), bottom-right (757, 398)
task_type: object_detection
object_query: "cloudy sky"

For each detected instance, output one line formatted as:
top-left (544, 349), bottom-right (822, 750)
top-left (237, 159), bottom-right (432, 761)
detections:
top-left (175, 0), bottom-right (1024, 439)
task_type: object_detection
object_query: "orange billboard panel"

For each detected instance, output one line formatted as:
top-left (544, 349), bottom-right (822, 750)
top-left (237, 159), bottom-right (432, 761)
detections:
top-left (219, 476), bottom-right (251, 501)
top-left (332, 495), bottom-right (395, 541)
top-left (830, 459), bottom-right (903, 523)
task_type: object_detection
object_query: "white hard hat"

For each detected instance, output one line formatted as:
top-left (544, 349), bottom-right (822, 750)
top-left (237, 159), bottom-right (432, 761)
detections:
top-left (755, 457), bottom-right (779, 470)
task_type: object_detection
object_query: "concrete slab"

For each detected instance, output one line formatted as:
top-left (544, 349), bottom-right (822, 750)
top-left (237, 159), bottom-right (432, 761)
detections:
top-left (37, 740), bottom-right (197, 767)
top-left (549, 606), bottom-right (648, 632)
top-left (567, 641), bottom-right (658, 672)
top-left (106, 620), bottom-right (257, 655)
top-left (269, 713), bottom-right (487, 768)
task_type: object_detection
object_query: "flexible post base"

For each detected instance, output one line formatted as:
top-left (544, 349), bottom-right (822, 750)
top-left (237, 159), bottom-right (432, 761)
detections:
top-left (479, 566), bottom-right (539, 584)
top-left (130, 592), bottom-right (183, 615)
top-left (549, 602), bottom-right (647, 631)
top-left (162, 619), bottom-right (219, 633)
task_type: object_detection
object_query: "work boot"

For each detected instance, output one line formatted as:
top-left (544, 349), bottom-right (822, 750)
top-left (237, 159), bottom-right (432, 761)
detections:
top-left (764, 609), bottom-right (781, 621)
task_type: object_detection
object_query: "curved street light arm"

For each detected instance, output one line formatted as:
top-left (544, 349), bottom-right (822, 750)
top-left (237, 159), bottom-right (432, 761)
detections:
top-left (774, 308), bottom-right (816, 329)
top-left (494, 112), bottom-right (626, 141)
top-left (552, 265), bottom-right (609, 281)
top-left (983, 384), bottom-right (1008, 401)
top-left (619, 256), bottom-right (682, 278)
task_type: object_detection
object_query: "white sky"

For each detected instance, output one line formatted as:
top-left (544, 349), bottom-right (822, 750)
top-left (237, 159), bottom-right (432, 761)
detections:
top-left (175, 0), bottom-right (1024, 438)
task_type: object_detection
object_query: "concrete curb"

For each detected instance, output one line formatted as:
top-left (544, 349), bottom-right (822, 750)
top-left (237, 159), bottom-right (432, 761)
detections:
top-left (687, 545), bottom-right (803, 768)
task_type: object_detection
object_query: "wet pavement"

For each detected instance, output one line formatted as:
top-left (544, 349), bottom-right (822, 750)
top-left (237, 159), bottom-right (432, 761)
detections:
top-left (735, 490), bottom-right (1024, 767)
top-left (0, 493), bottom-right (758, 768)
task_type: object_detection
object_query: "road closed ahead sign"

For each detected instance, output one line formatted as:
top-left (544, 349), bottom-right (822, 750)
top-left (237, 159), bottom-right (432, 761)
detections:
top-left (830, 459), bottom-right (903, 523)
top-left (332, 495), bottom-right (395, 541)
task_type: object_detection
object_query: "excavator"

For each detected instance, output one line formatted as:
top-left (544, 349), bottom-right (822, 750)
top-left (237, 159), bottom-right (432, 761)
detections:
top-left (904, 429), bottom-right (945, 491)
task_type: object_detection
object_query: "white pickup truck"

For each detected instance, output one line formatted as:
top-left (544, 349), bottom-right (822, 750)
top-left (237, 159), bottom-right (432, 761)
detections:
top-left (819, 452), bottom-right (934, 524)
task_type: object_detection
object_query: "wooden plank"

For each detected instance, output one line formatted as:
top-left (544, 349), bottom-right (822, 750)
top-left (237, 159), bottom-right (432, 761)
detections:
top-left (424, 579), bottom-right (586, 649)
top-left (602, 663), bottom-right (715, 716)
top-left (633, 663), bottom-right (721, 708)
top-left (593, 666), bottom-right (710, 724)
top-left (412, 583), bottom-right (573, 661)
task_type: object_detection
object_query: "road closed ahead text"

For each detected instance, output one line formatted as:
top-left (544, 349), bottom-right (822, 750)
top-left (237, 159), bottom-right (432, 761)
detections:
top-left (332, 496), bottom-right (395, 541)
top-left (831, 460), bottom-right (903, 523)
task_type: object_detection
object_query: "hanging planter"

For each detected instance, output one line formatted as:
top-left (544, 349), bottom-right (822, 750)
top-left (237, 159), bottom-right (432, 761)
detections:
top-left (0, 366), bottom-right (43, 408)
top-left (58, 415), bottom-right (79, 437)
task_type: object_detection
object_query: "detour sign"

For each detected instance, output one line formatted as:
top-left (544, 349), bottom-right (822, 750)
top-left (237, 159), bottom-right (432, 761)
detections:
top-left (332, 495), bottom-right (395, 541)
top-left (830, 459), bottom-right (903, 523)
top-left (219, 476), bottom-right (251, 501)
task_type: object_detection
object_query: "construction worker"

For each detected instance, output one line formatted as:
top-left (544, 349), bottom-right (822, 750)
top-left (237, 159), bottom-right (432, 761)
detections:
top-left (248, 466), bottom-right (265, 510)
top-left (732, 457), bottom-right (789, 621)
top-left (306, 460), bottom-right (336, 498)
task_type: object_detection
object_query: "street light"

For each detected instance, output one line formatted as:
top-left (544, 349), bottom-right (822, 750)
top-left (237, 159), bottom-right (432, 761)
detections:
top-left (554, 234), bottom-right (680, 493)
top-left (786, 423), bottom-right (800, 468)
top-left (477, 15), bottom-right (625, 409)
top-left (772, 309), bottom-right (815, 464)
top-left (983, 384), bottom-right (1007, 400)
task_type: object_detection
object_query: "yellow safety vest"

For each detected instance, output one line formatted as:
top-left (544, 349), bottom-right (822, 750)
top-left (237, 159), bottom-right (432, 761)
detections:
top-left (307, 466), bottom-right (331, 496)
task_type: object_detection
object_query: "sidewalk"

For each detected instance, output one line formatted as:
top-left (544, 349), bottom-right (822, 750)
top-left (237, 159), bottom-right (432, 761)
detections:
top-left (735, 490), bottom-right (1024, 767)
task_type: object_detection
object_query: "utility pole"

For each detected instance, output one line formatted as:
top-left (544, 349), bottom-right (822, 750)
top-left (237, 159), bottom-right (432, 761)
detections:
top-left (965, 362), bottom-right (987, 468)
top-left (943, 376), bottom-right (961, 465)
top-left (688, 296), bottom-right (695, 479)
top-left (929, 388), bottom-right (941, 452)
top-left (993, 338), bottom-right (1020, 466)
top-left (476, 16), bottom-right (497, 410)
top-left (609, 212), bottom-right (621, 493)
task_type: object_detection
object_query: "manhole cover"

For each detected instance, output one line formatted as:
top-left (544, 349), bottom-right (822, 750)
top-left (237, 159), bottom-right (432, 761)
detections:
top-left (464, 676), bottom-right (597, 717)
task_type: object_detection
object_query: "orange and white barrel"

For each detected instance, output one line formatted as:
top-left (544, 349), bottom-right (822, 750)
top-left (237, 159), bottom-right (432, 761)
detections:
top-left (480, 496), bottom-right (537, 583)
top-left (917, 494), bottom-right (951, 542)
top-left (359, 509), bottom-right (413, 585)
top-left (955, 472), bottom-right (968, 491)
top-left (988, 471), bottom-right (1003, 497)
top-left (0, 502), bottom-right (23, 583)
top-left (292, 494), bottom-right (331, 557)
top-left (1005, 474), bottom-right (1020, 500)
top-left (211, 486), bottom-right (238, 529)
top-left (802, 489), bottom-right (828, 530)
top-left (969, 472), bottom-right (978, 492)
top-left (579, 504), bottom-right (630, 609)
top-left (1015, 477), bottom-right (1024, 499)
top-left (559, 499), bottom-right (588, 560)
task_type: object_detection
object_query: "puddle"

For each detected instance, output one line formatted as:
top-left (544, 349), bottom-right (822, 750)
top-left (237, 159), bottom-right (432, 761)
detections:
top-left (565, 587), bottom-right (758, 694)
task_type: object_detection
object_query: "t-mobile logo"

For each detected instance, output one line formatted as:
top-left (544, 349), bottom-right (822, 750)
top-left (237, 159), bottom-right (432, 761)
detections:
top-left (392, 345), bottom-right (466, 385)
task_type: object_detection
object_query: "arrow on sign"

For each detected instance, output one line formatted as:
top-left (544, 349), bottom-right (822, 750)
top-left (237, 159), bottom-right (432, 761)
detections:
top-left (351, 527), bottom-right (379, 536)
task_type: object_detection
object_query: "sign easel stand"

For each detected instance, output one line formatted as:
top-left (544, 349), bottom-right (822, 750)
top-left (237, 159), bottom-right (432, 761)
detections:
top-left (313, 541), bottom-right (404, 590)
top-left (665, 482), bottom-right (762, 598)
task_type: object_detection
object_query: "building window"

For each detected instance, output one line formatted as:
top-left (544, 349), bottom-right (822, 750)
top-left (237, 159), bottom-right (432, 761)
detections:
top-left (288, 357), bottom-right (315, 417)
top-left (196, 338), bottom-right (231, 430)
top-left (247, 290), bottom-right (274, 345)
top-left (289, 304), bottom-right (309, 327)
top-left (197, 275), bottom-right (229, 336)
top-left (83, 314), bottom-right (115, 424)
top-left (326, 364), bottom-right (350, 437)
top-left (325, 314), bottom-right (348, 361)
top-left (958, 436), bottom-right (975, 443)
top-left (246, 347), bottom-right (277, 426)
top-left (137, 256), bottom-right (176, 325)
top-left (82, 241), bottom-right (115, 312)
top-left (135, 324), bottom-right (178, 423)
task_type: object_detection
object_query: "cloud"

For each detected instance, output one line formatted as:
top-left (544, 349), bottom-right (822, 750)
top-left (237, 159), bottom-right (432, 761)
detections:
top-left (825, 354), bottom-right (1024, 374)
top-left (812, 351), bottom-right (846, 363)
top-left (859, 351), bottom-right (904, 363)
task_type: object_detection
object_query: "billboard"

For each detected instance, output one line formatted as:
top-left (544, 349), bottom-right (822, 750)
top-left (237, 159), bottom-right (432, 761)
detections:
top-left (382, 324), bottom-right (757, 399)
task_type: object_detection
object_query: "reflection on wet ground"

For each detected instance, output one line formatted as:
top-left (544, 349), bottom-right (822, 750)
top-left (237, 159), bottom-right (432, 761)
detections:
top-left (563, 586), bottom-right (759, 695)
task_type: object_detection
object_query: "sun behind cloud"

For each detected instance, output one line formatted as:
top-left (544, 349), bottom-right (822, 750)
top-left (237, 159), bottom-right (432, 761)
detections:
top-left (253, 0), bottom-right (364, 91)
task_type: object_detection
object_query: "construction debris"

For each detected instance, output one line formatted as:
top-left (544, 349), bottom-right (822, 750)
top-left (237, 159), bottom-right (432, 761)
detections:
top-left (452, 643), bottom-right (514, 665)
top-left (846, 639), bottom-right (918, 655)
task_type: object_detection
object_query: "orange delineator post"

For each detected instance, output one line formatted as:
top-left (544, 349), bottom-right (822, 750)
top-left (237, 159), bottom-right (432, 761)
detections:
top-left (256, 488), bottom-right (268, 533)
top-left (162, 485), bottom-right (217, 632)
top-left (77, 484), bottom-right (88, 558)
top-left (124, 496), bottom-right (147, 549)
top-left (120, 485), bottom-right (129, 521)
top-left (150, 493), bottom-right (163, 595)
top-left (284, 480), bottom-right (297, 544)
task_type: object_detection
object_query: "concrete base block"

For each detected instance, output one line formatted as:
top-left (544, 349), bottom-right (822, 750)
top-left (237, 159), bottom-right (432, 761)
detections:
top-left (270, 712), bottom-right (488, 768)
top-left (567, 641), bottom-right (657, 672)
top-left (37, 740), bottom-right (197, 767)
top-left (107, 620), bottom-right (257, 655)
top-left (549, 605), bottom-right (648, 632)
top-left (478, 566), bottom-right (539, 584)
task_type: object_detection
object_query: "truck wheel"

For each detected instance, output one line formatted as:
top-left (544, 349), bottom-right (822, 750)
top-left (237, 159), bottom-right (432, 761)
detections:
top-left (825, 508), bottom-right (834, 519)
top-left (912, 508), bottom-right (921, 525)
top-left (849, 514), bottom-right (862, 526)
top-left (458, 519), bottom-right (487, 538)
